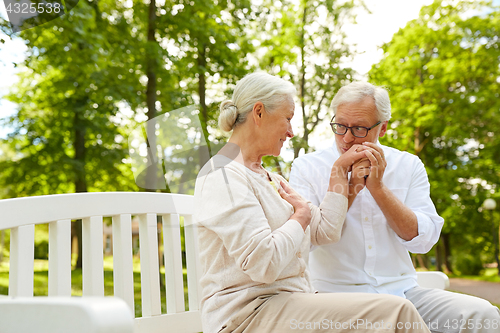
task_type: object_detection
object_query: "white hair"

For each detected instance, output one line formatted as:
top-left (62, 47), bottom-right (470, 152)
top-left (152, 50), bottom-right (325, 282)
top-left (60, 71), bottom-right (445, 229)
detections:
top-left (330, 82), bottom-right (391, 122)
top-left (218, 72), bottom-right (296, 132)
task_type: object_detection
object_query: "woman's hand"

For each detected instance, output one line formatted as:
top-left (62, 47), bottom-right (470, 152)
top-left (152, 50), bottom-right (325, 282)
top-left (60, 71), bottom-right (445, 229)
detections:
top-left (278, 180), bottom-right (311, 231)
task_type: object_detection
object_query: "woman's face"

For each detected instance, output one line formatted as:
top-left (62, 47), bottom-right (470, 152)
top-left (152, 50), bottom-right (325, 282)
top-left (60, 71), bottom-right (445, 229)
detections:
top-left (260, 96), bottom-right (295, 157)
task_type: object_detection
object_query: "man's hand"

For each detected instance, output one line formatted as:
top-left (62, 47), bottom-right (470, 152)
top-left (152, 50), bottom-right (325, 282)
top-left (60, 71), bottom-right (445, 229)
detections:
top-left (333, 144), bottom-right (367, 175)
top-left (350, 158), bottom-right (370, 193)
top-left (362, 142), bottom-right (387, 192)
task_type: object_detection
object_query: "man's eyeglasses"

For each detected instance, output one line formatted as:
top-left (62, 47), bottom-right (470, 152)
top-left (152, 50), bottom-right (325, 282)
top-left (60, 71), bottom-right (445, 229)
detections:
top-left (330, 115), bottom-right (381, 138)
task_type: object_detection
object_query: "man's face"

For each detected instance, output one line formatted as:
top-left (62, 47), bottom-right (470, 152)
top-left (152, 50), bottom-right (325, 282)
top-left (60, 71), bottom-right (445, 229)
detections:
top-left (334, 96), bottom-right (388, 154)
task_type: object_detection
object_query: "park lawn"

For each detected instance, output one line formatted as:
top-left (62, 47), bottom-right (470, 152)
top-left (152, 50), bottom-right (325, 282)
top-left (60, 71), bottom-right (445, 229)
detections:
top-left (449, 268), bottom-right (500, 283)
top-left (0, 256), bottom-right (189, 317)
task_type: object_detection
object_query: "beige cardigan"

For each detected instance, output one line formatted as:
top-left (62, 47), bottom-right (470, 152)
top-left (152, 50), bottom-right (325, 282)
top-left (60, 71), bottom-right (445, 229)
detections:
top-left (194, 156), bottom-right (347, 333)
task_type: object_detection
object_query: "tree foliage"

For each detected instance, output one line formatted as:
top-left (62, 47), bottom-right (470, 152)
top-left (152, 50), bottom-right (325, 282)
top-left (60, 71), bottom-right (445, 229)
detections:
top-left (370, 0), bottom-right (500, 272)
top-left (256, 0), bottom-right (362, 161)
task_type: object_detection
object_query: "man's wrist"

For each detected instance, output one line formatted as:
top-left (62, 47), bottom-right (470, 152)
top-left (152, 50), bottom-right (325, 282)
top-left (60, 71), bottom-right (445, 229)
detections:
top-left (367, 182), bottom-right (386, 196)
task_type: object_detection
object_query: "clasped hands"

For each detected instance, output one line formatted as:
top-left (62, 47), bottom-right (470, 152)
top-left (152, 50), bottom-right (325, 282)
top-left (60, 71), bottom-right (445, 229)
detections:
top-left (276, 142), bottom-right (387, 231)
top-left (333, 142), bottom-right (387, 196)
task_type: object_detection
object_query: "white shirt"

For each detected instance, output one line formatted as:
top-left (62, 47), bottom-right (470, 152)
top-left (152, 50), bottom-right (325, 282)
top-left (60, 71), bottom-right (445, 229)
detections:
top-left (289, 142), bottom-right (444, 298)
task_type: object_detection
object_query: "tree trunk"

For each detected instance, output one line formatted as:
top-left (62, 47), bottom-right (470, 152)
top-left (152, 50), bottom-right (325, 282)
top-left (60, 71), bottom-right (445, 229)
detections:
top-left (145, 0), bottom-right (165, 289)
top-left (197, 44), bottom-right (214, 161)
top-left (198, 46), bottom-right (207, 130)
top-left (416, 254), bottom-right (427, 270)
top-left (498, 220), bottom-right (500, 276)
top-left (492, 214), bottom-right (500, 276)
top-left (442, 232), bottom-right (453, 274)
top-left (74, 108), bottom-right (88, 269)
top-left (296, 4), bottom-right (308, 160)
top-left (145, 0), bottom-right (158, 191)
top-left (435, 238), bottom-right (443, 272)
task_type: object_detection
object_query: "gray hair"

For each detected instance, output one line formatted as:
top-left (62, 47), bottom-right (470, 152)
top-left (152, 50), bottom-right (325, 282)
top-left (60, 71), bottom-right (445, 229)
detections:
top-left (330, 82), bottom-right (391, 122)
top-left (218, 72), bottom-right (296, 132)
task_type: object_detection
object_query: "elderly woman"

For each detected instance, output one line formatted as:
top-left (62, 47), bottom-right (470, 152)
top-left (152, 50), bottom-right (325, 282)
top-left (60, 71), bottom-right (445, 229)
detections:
top-left (194, 73), bottom-right (429, 333)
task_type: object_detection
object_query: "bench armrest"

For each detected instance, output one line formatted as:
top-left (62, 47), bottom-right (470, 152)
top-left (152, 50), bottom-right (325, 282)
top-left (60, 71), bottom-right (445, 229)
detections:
top-left (0, 297), bottom-right (134, 333)
top-left (416, 271), bottom-right (450, 290)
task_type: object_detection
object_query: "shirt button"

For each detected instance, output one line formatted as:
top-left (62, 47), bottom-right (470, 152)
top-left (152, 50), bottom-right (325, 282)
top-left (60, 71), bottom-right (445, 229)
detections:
top-left (364, 217), bottom-right (369, 221)
top-left (297, 252), bottom-right (302, 258)
top-left (368, 272), bottom-right (372, 276)
top-left (300, 272), bottom-right (305, 278)
top-left (368, 245), bottom-right (372, 250)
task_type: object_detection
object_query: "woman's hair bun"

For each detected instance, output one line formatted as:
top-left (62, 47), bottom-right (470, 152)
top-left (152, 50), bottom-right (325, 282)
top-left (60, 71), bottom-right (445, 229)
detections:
top-left (219, 100), bottom-right (239, 132)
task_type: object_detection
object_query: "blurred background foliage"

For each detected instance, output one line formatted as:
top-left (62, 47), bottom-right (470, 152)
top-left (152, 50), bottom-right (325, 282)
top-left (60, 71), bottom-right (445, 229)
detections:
top-left (0, 0), bottom-right (500, 275)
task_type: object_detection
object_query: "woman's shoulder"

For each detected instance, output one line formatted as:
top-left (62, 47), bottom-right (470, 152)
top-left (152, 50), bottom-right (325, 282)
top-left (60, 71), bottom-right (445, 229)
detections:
top-left (195, 156), bottom-right (254, 199)
top-left (198, 155), bottom-right (248, 182)
top-left (194, 157), bottom-right (257, 224)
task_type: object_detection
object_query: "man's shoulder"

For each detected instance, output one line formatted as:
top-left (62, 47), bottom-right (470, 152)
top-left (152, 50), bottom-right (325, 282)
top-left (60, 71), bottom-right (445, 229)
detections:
top-left (382, 145), bottom-right (421, 164)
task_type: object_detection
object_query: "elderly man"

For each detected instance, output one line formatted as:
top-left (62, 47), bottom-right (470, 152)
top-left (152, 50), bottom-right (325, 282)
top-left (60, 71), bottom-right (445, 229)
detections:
top-left (289, 81), bottom-right (500, 333)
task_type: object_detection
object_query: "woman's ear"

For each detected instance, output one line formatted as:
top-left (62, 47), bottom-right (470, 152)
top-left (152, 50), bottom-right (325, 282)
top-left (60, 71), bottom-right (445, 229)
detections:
top-left (252, 101), bottom-right (264, 126)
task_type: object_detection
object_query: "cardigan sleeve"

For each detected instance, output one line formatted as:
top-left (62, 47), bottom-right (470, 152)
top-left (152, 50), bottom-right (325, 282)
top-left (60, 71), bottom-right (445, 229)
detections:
top-left (195, 166), bottom-right (305, 284)
top-left (308, 191), bottom-right (348, 246)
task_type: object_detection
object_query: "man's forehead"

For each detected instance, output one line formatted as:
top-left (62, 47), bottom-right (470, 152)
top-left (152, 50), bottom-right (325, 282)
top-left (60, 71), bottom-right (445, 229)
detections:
top-left (335, 113), bottom-right (375, 126)
top-left (336, 101), bottom-right (378, 124)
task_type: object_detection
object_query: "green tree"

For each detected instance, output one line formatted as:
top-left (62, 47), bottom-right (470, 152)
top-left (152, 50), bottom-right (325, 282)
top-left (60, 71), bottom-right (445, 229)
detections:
top-left (167, 0), bottom-right (254, 144)
top-left (370, 0), bottom-right (500, 273)
top-left (0, 0), bottom-right (141, 267)
top-left (256, 0), bottom-right (363, 164)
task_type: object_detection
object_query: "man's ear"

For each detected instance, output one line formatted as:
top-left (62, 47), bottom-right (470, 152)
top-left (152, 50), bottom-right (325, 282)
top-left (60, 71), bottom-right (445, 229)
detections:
top-left (379, 121), bottom-right (389, 138)
top-left (252, 102), bottom-right (264, 126)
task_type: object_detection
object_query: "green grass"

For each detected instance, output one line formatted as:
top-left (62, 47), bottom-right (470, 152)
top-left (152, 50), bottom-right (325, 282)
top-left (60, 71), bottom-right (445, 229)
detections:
top-left (449, 267), bottom-right (500, 283)
top-left (0, 256), bottom-right (190, 317)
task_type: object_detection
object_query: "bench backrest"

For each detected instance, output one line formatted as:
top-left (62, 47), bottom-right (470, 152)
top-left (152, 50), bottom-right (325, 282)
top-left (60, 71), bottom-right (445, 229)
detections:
top-left (0, 192), bottom-right (203, 333)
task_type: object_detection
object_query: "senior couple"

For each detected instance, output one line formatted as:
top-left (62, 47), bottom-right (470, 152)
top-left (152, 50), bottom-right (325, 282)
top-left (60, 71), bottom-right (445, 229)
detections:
top-left (194, 73), bottom-right (500, 333)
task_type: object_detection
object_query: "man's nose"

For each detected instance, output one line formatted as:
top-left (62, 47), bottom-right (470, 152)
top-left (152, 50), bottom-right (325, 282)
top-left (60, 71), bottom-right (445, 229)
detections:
top-left (287, 125), bottom-right (294, 138)
top-left (343, 129), bottom-right (355, 143)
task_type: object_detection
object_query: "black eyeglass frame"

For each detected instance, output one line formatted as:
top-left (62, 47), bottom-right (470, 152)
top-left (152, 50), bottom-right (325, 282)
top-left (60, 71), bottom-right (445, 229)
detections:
top-left (329, 115), bottom-right (382, 138)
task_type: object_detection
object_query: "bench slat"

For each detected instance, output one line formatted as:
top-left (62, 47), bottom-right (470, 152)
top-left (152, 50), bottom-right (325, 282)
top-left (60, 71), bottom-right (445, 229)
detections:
top-left (139, 213), bottom-right (161, 316)
top-left (184, 215), bottom-right (202, 311)
top-left (162, 214), bottom-right (185, 313)
top-left (82, 216), bottom-right (104, 296)
top-left (1, 192), bottom-right (204, 333)
top-left (112, 214), bottom-right (135, 311)
top-left (48, 219), bottom-right (72, 296)
top-left (9, 225), bottom-right (35, 297)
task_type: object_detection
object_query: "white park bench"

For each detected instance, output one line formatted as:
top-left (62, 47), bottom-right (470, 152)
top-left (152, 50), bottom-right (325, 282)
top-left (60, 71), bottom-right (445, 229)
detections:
top-left (0, 192), bottom-right (449, 333)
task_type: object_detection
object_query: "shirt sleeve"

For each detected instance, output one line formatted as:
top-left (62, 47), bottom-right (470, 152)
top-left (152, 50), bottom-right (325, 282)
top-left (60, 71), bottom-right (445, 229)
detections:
top-left (194, 166), bottom-right (305, 284)
top-left (288, 161), bottom-right (348, 246)
top-left (396, 158), bottom-right (444, 253)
